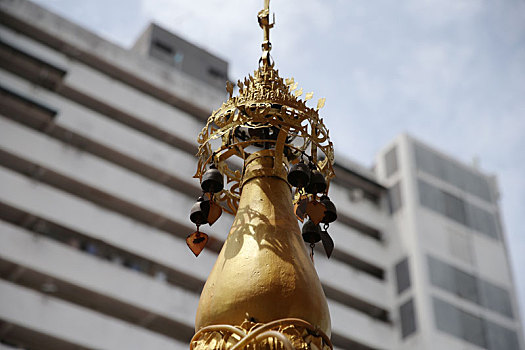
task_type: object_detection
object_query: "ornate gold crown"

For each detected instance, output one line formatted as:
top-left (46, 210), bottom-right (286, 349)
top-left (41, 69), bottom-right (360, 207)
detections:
top-left (194, 5), bottom-right (335, 215)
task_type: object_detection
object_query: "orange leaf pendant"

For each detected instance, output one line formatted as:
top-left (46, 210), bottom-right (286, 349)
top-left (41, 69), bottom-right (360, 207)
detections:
top-left (207, 201), bottom-right (223, 226)
top-left (186, 231), bottom-right (209, 257)
top-left (306, 200), bottom-right (326, 225)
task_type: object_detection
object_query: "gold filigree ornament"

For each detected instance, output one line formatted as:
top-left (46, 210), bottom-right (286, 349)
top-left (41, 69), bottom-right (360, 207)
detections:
top-left (194, 6), bottom-right (335, 215)
top-left (191, 318), bottom-right (332, 350)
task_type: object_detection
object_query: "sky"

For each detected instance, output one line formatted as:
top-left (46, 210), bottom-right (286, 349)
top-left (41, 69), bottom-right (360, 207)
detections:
top-left (33, 0), bottom-right (525, 329)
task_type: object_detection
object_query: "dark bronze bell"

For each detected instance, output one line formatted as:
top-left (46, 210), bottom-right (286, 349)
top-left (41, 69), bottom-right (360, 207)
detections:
top-left (320, 195), bottom-right (337, 223)
top-left (190, 196), bottom-right (210, 226)
top-left (201, 164), bottom-right (224, 193)
top-left (305, 170), bottom-right (327, 194)
top-left (302, 219), bottom-right (321, 244)
top-left (287, 161), bottom-right (310, 188)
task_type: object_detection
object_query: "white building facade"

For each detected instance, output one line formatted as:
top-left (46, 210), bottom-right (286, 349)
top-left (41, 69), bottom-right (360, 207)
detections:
top-left (0, 1), bottom-right (522, 349)
top-left (375, 135), bottom-right (524, 349)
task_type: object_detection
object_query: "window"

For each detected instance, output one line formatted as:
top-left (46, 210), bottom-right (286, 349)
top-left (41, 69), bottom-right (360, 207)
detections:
top-left (208, 67), bottom-right (227, 80)
top-left (433, 297), bottom-right (486, 348)
top-left (455, 269), bottom-right (479, 304)
top-left (395, 257), bottom-right (411, 294)
top-left (428, 256), bottom-right (456, 293)
top-left (428, 255), bottom-right (514, 319)
top-left (433, 297), bottom-right (520, 350)
top-left (479, 280), bottom-right (514, 319)
top-left (466, 204), bottom-right (499, 240)
top-left (400, 299), bottom-right (417, 339)
top-left (433, 297), bottom-right (463, 340)
top-left (418, 179), bottom-right (443, 214)
top-left (417, 179), bottom-right (499, 240)
top-left (389, 181), bottom-right (403, 213)
top-left (384, 146), bottom-right (398, 177)
top-left (152, 39), bottom-right (173, 55)
top-left (461, 308), bottom-right (487, 348)
top-left (414, 143), bottom-right (492, 202)
top-left (486, 319), bottom-right (520, 350)
top-left (336, 213), bottom-right (382, 241)
top-left (0, 85), bottom-right (58, 118)
top-left (443, 191), bottom-right (467, 225)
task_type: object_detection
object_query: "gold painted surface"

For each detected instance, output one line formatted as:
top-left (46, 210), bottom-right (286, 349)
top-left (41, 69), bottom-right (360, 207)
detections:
top-left (240, 150), bottom-right (288, 189)
top-left (195, 150), bottom-right (331, 337)
top-left (191, 318), bottom-right (332, 350)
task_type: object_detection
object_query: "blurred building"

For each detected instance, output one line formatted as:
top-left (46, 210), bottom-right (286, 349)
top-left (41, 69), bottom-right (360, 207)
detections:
top-left (375, 136), bottom-right (524, 349)
top-left (0, 0), bottom-right (523, 349)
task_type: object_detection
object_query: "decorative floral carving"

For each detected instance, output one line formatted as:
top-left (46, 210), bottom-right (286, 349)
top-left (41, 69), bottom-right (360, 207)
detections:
top-left (191, 318), bottom-right (333, 350)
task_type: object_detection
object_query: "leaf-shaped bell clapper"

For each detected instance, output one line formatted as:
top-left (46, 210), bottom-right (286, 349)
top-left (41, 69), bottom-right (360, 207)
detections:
top-left (200, 164), bottom-right (224, 194)
top-left (305, 170), bottom-right (327, 194)
top-left (186, 230), bottom-right (209, 257)
top-left (287, 161), bottom-right (311, 188)
top-left (320, 230), bottom-right (334, 259)
top-left (302, 219), bottom-right (322, 244)
top-left (320, 195), bottom-right (337, 224)
top-left (207, 201), bottom-right (222, 226)
top-left (190, 196), bottom-right (210, 226)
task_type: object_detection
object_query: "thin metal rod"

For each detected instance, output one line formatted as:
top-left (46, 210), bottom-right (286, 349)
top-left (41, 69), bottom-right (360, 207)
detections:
top-left (263, 0), bottom-right (270, 42)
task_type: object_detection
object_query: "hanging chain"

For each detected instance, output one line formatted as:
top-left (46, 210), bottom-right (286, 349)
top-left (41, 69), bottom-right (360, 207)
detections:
top-left (310, 243), bottom-right (315, 262)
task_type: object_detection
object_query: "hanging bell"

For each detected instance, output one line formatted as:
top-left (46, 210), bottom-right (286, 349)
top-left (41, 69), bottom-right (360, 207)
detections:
top-left (190, 196), bottom-right (210, 226)
top-left (201, 164), bottom-right (224, 194)
top-left (305, 170), bottom-right (327, 194)
top-left (320, 195), bottom-right (337, 223)
top-left (287, 161), bottom-right (311, 188)
top-left (302, 219), bottom-right (321, 244)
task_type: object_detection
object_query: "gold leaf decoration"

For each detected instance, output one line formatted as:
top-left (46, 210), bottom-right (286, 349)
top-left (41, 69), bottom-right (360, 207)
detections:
top-left (226, 81), bottom-right (234, 97)
top-left (317, 97), bottom-right (326, 110)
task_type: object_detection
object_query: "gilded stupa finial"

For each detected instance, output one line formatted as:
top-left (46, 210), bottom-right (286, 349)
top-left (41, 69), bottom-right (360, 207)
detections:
top-left (188, 1), bottom-right (336, 349)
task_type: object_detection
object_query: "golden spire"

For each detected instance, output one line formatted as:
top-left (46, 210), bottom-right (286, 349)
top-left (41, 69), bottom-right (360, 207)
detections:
top-left (189, 1), bottom-right (335, 349)
top-left (258, 0), bottom-right (274, 66)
